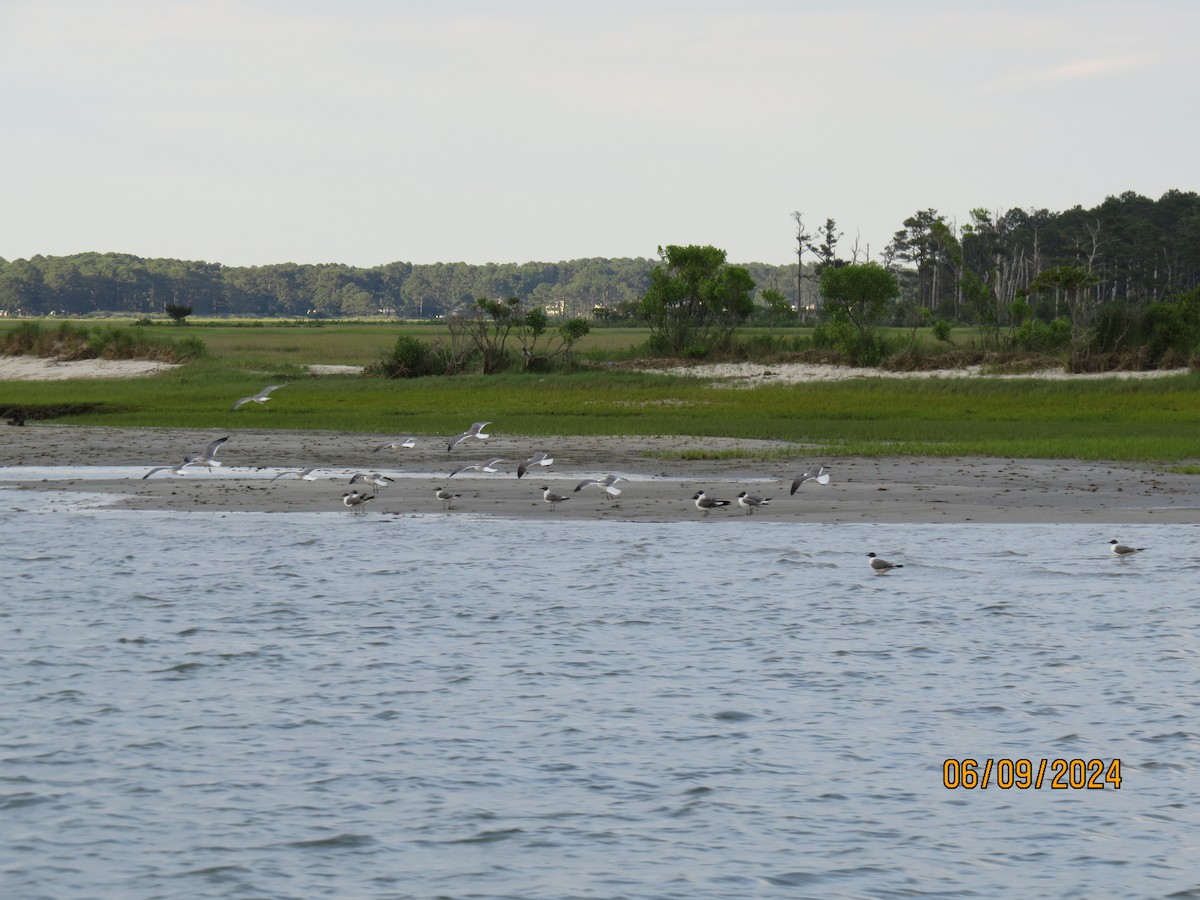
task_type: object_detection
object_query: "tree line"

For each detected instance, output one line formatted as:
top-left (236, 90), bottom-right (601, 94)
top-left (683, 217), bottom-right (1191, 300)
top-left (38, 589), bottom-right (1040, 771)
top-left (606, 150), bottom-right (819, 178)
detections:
top-left (2, 190), bottom-right (1198, 334)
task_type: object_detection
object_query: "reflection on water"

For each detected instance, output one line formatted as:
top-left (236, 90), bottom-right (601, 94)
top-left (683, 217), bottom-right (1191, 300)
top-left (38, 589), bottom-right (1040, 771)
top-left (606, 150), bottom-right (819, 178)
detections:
top-left (3, 489), bottom-right (1199, 898)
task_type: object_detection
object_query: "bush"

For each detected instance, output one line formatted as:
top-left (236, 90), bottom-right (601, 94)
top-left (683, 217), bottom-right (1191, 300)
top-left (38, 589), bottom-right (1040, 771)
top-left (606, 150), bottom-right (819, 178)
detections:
top-left (371, 334), bottom-right (435, 378)
top-left (1012, 317), bottom-right (1071, 353)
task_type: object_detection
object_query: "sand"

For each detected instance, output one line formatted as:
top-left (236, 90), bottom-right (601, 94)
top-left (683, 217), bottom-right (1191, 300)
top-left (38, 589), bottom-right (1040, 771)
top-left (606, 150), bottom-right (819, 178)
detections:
top-left (3, 355), bottom-right (1196, 522)
top-left (2, 424), bottom-right (1197, 524)
top-left (0, 357), bottom-right (181, 380)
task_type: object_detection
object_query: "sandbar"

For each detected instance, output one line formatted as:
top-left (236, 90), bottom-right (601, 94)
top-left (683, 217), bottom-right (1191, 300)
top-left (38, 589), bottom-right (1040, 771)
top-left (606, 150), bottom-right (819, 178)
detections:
top-left (2, 424), bottom-right (1197, 524)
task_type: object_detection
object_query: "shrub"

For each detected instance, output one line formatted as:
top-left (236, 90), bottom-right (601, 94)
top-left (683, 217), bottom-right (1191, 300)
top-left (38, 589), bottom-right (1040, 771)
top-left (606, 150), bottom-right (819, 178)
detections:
top-left (371, 334), bottom-right (435, 378)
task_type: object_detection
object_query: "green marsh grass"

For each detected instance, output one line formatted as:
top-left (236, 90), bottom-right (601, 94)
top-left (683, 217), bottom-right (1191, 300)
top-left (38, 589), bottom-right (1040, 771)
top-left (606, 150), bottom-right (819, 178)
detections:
top-left (4, 353), bottom-right (1200, 463)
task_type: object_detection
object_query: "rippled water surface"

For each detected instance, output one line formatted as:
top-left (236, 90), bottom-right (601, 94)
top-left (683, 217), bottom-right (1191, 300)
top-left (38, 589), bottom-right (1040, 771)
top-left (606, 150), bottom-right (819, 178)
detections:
top-left (3, 490), bottom-right (1199, 899)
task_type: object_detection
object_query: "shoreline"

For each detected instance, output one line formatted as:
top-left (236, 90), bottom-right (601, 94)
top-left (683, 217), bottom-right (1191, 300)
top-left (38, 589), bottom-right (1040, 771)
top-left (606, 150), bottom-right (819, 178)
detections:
top-left (3, 424), bottom-right (1198, 524)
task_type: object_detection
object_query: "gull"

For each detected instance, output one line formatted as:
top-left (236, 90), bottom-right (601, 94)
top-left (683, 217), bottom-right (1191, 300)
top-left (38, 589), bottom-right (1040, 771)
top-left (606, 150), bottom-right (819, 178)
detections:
top-left (1108, 539), bottom-right (1147, 558)
top-left (448, 421), bottom-right (491, 451)
top-left (574, 474), bottom-right (623, 502)
top-left (373, 437), bottom-right (416, 452)
top-left (866, 552), bottom-right (903, 573)
top-left (185, 435), bottom-right (230, 470)
top-left (541, 486), bottom-right (570, 510)
top-left (141, 461), bottom-right (193, 479)
top-left (270, 467), bottom-right (319, 482)
top-left (231, 383), bottom-right (287, 411)
top-left (142, 435), bottom-right (229, 479)
top-left (790, 466), bottom-right (831, 495)
top-left (692, 490), bottom-right (731, 517)
top-left (449, 458), bottom-right (507, 477)
top-left (736, 491), bottom-right (771, 514)
top-left (350, 472), bottom-right (394, 495)
top-left (517, 451), bottom-right (554, 479)
top-left (342, 489), bottom-right (373, 514)
top-left (434, 486), bottom-right (462, 509)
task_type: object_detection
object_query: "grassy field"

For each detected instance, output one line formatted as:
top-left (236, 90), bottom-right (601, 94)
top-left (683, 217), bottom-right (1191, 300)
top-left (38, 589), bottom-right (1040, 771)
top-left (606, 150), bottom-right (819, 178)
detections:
top-left (2, 320), bottom-right (1199, 463)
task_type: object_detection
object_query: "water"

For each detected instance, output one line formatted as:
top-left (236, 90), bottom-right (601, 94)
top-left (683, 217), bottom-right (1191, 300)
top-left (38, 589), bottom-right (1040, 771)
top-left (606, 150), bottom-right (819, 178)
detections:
top-left (2, 489), bottom-right (1199, 899)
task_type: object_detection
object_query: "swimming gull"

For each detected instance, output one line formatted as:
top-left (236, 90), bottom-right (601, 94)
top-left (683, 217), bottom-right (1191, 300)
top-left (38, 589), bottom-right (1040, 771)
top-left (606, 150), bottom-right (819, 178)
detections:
top-left (1108, 539), bottom-right (1147, 558)
top-left (231, 384), bottom-right (287, 411)
top-left (866, 552), bottom-right (903, 573)
top-left (448, 421), bottom-right (491, 451)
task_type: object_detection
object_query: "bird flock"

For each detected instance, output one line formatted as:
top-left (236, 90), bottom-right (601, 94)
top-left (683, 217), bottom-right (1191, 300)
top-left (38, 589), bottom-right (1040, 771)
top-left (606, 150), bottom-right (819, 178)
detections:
top-left (141, 385), bottom-right (1152, 572)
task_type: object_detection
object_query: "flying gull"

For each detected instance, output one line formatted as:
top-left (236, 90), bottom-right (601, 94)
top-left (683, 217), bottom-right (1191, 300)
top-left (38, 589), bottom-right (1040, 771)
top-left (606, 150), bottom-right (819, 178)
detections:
top-left (373, 437), bottom-right (416, 452)
top-left (231, 384), bottom-right (287, 411)
top-left (350, 472), bottom-right (394, 495)
top-left (142, 435), bottom-right (229, 479)
top-left (790, 466), bottom-right (831, 495)
top-left (448, 421), bottom-right (491, 452)
top-left (270, 467), bottom-right (319, 482)
top-left (517, 451), bottom-right (554, 479)
top-left (574, 474), bottom-right (623, 502)
top-left (449, 458), bottom-right (507, 477)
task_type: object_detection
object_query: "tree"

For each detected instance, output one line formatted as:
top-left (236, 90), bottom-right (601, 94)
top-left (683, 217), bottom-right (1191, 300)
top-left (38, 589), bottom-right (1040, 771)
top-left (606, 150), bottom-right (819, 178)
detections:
top-left (819, 262), bottom-right (900, 362)
top-left (1029, 265), bottom-right (1099, 367)
top-left (807, 217), bottom-right (843, 274)
top-left (164, 302), bottom-right (193, 324)
top-left (757, 288), bottom-right (794, 327)
top-left (516, 306), bottom-right (591, 369)
top-left (638, 244), bottom-right (756, 355)
top-left (791, 211), bottom-right (812, 317)
top-left (469, 296), bottom-right (522, 373)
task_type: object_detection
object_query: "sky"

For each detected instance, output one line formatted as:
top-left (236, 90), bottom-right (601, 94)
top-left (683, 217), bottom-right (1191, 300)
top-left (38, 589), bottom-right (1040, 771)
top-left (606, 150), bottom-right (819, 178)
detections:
top-left (2, 0), bottom-right (1197, 268)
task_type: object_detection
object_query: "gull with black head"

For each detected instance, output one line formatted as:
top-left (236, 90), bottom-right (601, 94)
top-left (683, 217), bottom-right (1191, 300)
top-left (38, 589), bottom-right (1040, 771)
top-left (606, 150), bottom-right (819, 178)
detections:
top-left (692, 490), bottom-right (731, 517)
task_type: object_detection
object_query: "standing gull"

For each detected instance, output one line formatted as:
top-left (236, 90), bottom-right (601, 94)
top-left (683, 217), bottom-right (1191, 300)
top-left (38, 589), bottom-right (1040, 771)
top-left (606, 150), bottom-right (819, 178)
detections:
top-left (692, 490), bottom-right (731, 517)
top-left (541, 486), bottom-right (570, 511)
top-left (790, 466), bottom-right (831, 495)
top-left (231, 384), bottom-right (287, 411)
top-left (517, 451), bottom-right (554, 479)
top-left (434, 486), bottom-right (461, 509)
top-left (1108, 539), bottom-right (1147, 558)
top-left (342, 489), bottom-right (373, 514)
top-left (448, 421), bottom-right (491, 452)
top-left (866, 552), bottom-right (903, 573)
top-left (736, 491), bottom-right (771, 514)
